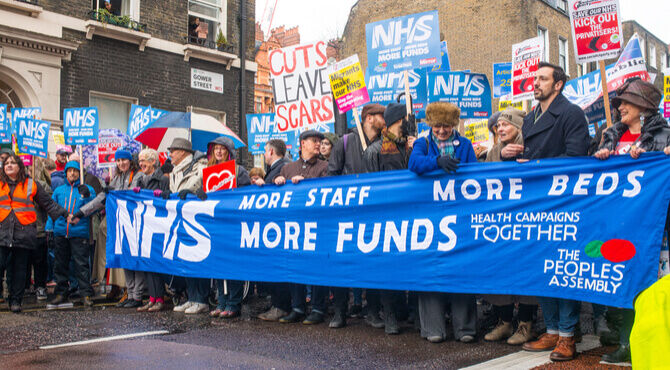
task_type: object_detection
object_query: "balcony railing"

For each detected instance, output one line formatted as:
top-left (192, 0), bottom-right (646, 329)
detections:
top-left (184, 35), bottom-right (234, 53)
top-left (15, 0), bottom-right (38, 4)
top-left (88, 9), bottom-right (146, 33)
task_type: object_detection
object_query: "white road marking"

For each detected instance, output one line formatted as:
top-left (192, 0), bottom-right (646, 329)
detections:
top-left (461, 334), bottom-right (601, 370)
top-left (39, 330), bottom-right (169, 350)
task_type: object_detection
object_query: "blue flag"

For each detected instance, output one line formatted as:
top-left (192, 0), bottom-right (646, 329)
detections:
top-left (106, 154), bottom-right (670, 308)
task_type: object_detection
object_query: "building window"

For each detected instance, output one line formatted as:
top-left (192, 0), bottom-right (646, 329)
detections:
top-left (662, 52), bottom-right (668, 71)
top-left (187, 106), bottom-right (227, 126)
top-left (558, 37), bottom-right (568, 74)
top-left (639, 38), bottom-right (645, 60)
top-left (649, 44), bottom-right (656, 69)
top-left (577, 63), bottom-right (589, 77)
top-left (90, 92), bottom-right (137, 133)
top-left (556, 0), bottom-right (567, 12)
top-left (93, 0), bottom-right (140, 20)
top-left (188, 0), bottom-right (227, 48)
top-left (537, 26), bottom-right (549, 62)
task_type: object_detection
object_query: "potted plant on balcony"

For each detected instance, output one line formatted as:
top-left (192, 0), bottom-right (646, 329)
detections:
top-left (216, 30), bottom-right (228, 51)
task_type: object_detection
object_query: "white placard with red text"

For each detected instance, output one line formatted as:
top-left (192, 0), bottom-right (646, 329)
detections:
top-left (568, 0), bottom-right (623, 64)
top-left (511, 37), bottom-right (543, 102)
top-left (269, 41), bottom-right (335, 133)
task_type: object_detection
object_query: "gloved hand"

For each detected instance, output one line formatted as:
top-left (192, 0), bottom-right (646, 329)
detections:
top-left (195, 188), bottom-right (208, 200)
top-left (161, 189), bottom-right (171, 199)
top-left (437, 156), bottom-right (460, 173)
top-left (178, 189), bottom-right (192, 200)
top-left (78, 184), bottom-right (91, 198)
top-left (132, 187), bottom-right (141, 193)
top-left (153, 189), bottom-right (163, 197)
top-left (161, 159), bottom-right (173, 174)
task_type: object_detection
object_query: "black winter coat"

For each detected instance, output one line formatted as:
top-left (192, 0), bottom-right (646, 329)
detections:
top-left (137, 168), bottom-right (170, 191)
top-left (0, 179), bottom-right (68, 249)
top-left (521, 94), bottom-right (591, 159)
top-left (599, 113), bottom-right (670, 153)
top-left (328, 131), bottom-right (380, 176)
top-left (265, 158), bottom-right (290, 183)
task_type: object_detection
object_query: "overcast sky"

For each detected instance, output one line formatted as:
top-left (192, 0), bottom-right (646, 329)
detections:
top-left (256, 0), bottom-right (670, 44)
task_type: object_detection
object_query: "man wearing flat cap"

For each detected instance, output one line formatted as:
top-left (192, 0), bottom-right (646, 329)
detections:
top-left (274, 129), bottom-right (329, 325)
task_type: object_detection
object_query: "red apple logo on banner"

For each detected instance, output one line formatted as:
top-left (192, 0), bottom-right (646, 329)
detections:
top-left (203, 159), bottom-right (237, 192)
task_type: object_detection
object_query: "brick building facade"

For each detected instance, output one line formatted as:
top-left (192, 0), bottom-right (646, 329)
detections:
top-left (0, 0), bottom-right (257, 165)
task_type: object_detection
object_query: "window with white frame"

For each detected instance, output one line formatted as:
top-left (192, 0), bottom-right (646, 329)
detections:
top-left (556, 0), bottom-right (567, 12)
top-left (93, 0), bottom-right (140, 21)
top-left (188, 106), bottom-right (227, 126)
top-left (662, 52), bottom-right (668, 71)
top-left (90, 92), bottom-right (137, 133)
top-left (538, 26), bottom-right (549, 62)
top-left (188, 0), bottom-right (227, 46)
top-left (650, 44), bottom-right (656, 69)
top-left (558, 37), bottom-right (568, 74)
top-left (639, 38), bottom-right (646, 60)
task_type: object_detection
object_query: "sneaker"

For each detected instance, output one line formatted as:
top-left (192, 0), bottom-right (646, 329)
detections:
top-left (83, 296), bottom-right (94, 307)
top-left (47, 295), bottom-right (73, 309)
top-left (427, 335), bottom-right (444, 343)
top-left (36, 287), bottom-right (48, 301)
top-left (365, 313), bottom-right (385, 329)
top-left (484, 321), bottom-right (513, 341)
top-left (459, 335), bottom-right (475, 343)
top-left (185, 302), bottom-right (209, 314)
top-left (507, 321), bottom-right (534, 345)
top-left (10, 303), bottom-right (21, 313)
top-left (258, 306), bottom-right (288, 322)
top-left (348, 304), bottom-right (363, 318)
top-left (329, 310), bottom-right (346, 328)
top-left (279, 310), bottom-right (305, 323)
top-left (124, 299), bottom-right (143, 308)
top-left (302, 311), bottom-right (325, 325)
top-left (174, 301), bottom-right (194, 312)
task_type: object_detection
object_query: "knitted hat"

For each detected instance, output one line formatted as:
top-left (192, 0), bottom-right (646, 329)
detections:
top-left (497, 108), bottom-right (526, 129)
top-left (323, 132), bottom-right (339, 146)
top-left (384, 103), bottom-right (406, 127)
top-left (425, 102), bottom-right (460, 127)
top-left (115, 149), bottom-right (132, 160)
top-left (64, 160), bottom-right (80, 172)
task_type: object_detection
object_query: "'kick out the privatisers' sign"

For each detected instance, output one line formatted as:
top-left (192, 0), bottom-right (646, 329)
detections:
top-left (568, 0), bottom-right (622, 64)
top-left (365, 10), bottom-right (441, 73)
top-left (16, 118), bottom-right (50, 158)
top-left (427, 71), bottom-right (492, 119)
top-left (269, 41), bottom-right (334, 133)
top-left (96, 130), bottom-right (127, 168)
top-left (511, 37), bottom-right (543, 102)
top-left (327, 55), bottom-right (370, 113)
top-left (63, 107), bottom-right (99, 145)
top-left (191, 68), bottom-right (224, 94)
top-left (203, 160), bottom-right (237, 192)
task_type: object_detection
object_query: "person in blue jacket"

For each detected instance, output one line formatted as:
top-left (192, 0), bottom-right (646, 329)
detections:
top-left (409, 102), bottom-right (477, 175)
top-left (47, 161), bottom-right (96, 308)
top-left (408, 101), bottom-right (478, 344)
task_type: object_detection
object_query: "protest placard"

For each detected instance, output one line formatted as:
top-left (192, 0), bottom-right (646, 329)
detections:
top-left (427, 71), bottom-right (492, 119)
top-left (366, 67), bottom-right (428, 118)
top-left (463, 119), bottom-right (493, 149)
top-left (269, 41), bottom-right (334, 133)
top-left (429, 41), bottom-right (451, 72)
top-left (0, 104), bottom-right (9, 144)
top-left (498, 94), bottom-right (524, 111)
top-left (493, 62), bottom-right (512, 98)
top-left (327, 55), bottom-right (370, 114)
top-left (19, 155), bottom-right (32, 167)
top-left (245, 113), bottom-right (293, 155)
top-left (11, 107), bottom-right (41, 133)
top-left (16, 118), bottom-right (50, 158)
top-left (365, 10), bottom-right (441, 74)
top-left (63, 107), bottom-right (99, 145)
top-left (203, 160), bottom-right (237, 192)
top-left (664, 74), bottom-right (670, 119)
top-left (511, 37), bottom-right (543, 102)
top-left (563, 35), bottom-right (651, 123)
top-left (127, 104), bottom-right (167, 139)
top-left (96, 130), bottom-right (127, 168)
top-left (568, 0), bottom-right (622, 64)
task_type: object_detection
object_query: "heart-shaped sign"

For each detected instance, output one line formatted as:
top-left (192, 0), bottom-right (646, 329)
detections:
top-left (206, 169), bottom-right (235, 192)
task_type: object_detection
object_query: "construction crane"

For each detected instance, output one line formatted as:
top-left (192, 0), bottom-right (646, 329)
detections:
top-left (259, 0), bottom-right (278, 41)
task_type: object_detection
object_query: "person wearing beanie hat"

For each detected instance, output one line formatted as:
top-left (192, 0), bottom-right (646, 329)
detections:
top-left (114, 149), bottom-right (132, 161)
top-left (407, 102), bottom-right (478, 344)
top-left (319, 133), bottom-right (339, 161)
top-left (487, 108), bottom-right (527, 162)
top-left (364, 102), bottom-right (416, 176)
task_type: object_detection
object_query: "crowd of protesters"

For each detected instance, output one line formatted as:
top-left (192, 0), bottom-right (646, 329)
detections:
top-left (0, 62), bottom-right (668, 364)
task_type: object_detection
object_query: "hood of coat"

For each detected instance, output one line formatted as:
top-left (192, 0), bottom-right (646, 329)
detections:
top-left (207, 136), bottom-right (236, 161)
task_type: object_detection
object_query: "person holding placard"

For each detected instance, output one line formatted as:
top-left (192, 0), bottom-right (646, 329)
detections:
top-left (0, 154), bottom-right (70, 312)
top-left (408, 102), bottom-right (478, 344)
top-left (206, 136), bottom-right (250, 319)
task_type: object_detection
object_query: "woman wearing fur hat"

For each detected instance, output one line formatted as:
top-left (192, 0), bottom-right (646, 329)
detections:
top-left (482, 108), bottom-right (538, 345)
top-left (592, 77), bottom-right (669, 364)
top-left (409, 102), bottom-right (478, 344)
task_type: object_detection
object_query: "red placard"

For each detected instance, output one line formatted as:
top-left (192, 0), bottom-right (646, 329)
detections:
top-left (203, 159), bottom-right (237, 192)
top-left (511, 37), bottom-right (543, 102)
top-left (568, 0), bottom-right (622, 64)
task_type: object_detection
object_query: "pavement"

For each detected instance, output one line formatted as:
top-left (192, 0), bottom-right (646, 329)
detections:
top-left (0, 292), bottom-right (634, 369)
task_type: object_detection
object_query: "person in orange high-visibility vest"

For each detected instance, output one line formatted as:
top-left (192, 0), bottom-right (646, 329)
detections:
top-left (0, 154), bottom-right (69, 313)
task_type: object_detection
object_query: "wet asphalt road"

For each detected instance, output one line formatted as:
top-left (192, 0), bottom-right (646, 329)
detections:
top-left (0, 295), bottom-right (522, 369)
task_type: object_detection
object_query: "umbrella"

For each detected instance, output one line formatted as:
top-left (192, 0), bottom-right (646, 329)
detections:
top-left (135, 112), bottom-right (245, 152)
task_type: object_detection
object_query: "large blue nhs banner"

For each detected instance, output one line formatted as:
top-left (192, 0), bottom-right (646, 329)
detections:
top-left (107, 154), bottom-right (670, 308)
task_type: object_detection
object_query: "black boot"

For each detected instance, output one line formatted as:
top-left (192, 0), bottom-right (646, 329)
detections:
top-left (384, 309), bottom-right (399, 335)
top-left (329, 309), bottom-right (346, 328)
top-left (602, 344), bottom-right (631, 363)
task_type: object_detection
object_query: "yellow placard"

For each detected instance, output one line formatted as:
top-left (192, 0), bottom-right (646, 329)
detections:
top-left (329, 57), bottom-right (367, 100)
top-left (463, 119), bottom-right (491, 147)
top-left (498, 100), bottom-right (523, 111)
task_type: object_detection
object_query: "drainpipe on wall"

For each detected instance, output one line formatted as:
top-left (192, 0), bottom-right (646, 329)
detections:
top-left (239, 0), bottom-right (247, 163)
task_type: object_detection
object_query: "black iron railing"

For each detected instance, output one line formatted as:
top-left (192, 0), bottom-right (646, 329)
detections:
top-left (88, 9), bottom-right (147, 33)
top-left (184, 35), bottom-right (234, 53)
top-left (15, 0), bottom-right (39, 5)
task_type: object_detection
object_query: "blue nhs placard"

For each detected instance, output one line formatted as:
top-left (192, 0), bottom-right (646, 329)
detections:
top-left (428, 71), bottom-right (492, 119)
top-left (127, 104), bottom-right (167, 139)
top-left (16, 118), bottom-right (51, 158)
top-left (365, 10), bottom-right (441, 74)
top-left (64, 107), bottom-right (99, 145)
